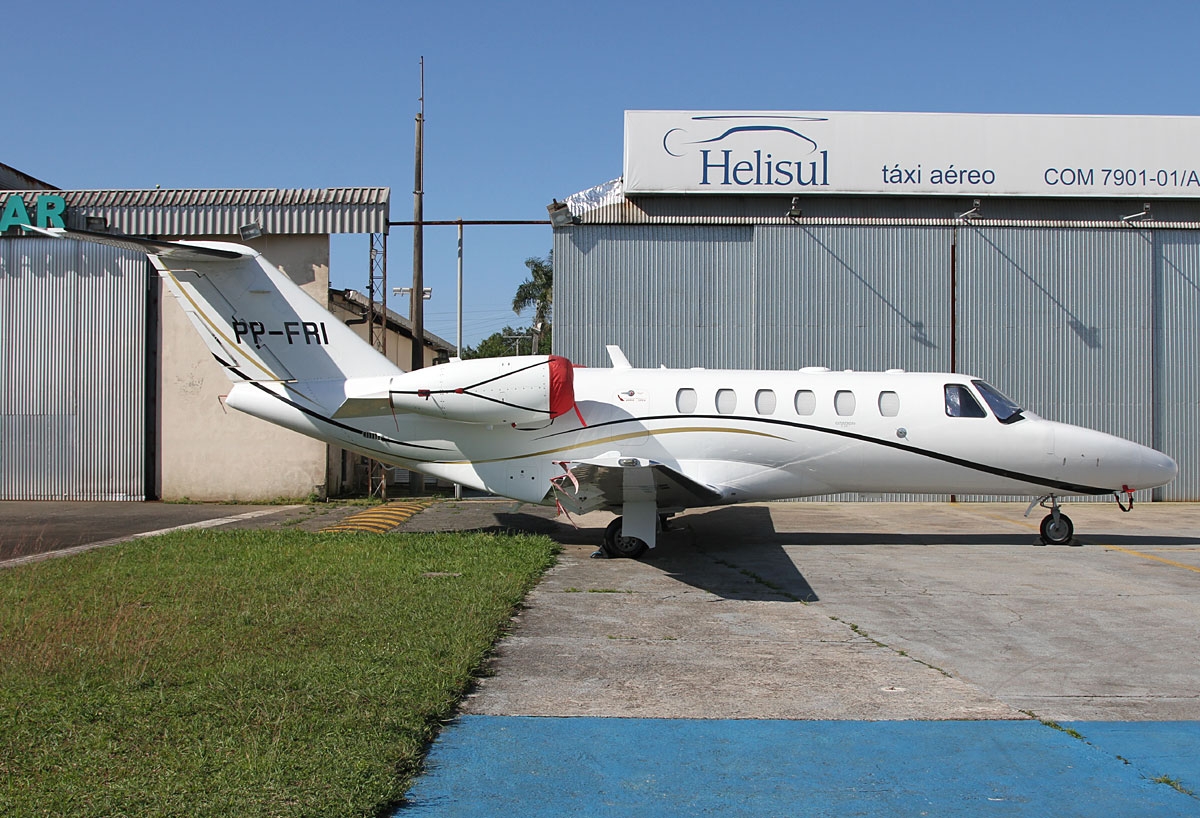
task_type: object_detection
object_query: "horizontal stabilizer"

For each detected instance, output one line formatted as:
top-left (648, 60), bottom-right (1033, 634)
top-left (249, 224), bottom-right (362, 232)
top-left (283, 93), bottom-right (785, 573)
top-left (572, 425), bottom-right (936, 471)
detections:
top-left (20, 225), bottom-right (253, 261)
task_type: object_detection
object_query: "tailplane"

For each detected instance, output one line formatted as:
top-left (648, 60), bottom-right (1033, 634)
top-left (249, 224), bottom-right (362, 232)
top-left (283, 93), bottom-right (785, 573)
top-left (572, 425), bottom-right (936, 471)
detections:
top-left (22, 226), bottom-right (399, 384)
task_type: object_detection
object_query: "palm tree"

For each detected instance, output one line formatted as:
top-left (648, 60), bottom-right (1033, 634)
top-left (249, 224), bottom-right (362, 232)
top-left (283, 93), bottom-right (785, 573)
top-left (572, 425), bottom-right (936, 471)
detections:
top-left (512, 252), bottom-right (552, 353)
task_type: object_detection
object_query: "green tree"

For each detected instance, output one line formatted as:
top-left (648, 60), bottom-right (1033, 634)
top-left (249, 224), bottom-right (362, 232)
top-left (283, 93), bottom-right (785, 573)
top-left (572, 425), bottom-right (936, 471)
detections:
top-left (512, 252), bottom-right (552, 352)
top-left (462, 325), bottom-right (552, 359)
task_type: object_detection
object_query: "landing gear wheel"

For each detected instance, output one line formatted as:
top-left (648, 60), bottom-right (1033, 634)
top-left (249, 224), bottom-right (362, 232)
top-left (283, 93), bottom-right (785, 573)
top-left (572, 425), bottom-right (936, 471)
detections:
top-left (1039, 512), bottom-right (1074, 545)
top-left (603, 516), bottom-right (649, 559)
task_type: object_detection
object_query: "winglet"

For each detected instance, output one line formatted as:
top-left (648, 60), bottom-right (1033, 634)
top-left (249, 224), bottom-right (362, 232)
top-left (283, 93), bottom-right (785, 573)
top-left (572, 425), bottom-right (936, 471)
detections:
top-left (606, 345), bottom-right (632, 370)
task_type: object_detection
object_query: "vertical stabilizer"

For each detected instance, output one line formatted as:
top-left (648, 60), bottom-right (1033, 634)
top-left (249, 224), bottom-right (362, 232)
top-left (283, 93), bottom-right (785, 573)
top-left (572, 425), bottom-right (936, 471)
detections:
top-left (21, 226), bottom-right (403, 384)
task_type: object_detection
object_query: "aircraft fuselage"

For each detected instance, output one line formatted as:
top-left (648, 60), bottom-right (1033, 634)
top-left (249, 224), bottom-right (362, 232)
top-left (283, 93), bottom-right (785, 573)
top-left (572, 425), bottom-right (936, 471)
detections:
top-left (226, 366), bottom-right (1176, 509)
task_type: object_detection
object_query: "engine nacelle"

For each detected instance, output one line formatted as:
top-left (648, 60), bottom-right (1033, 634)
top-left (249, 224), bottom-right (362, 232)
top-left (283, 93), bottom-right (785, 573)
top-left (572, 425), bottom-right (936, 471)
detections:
top-left (388, 355), bottom-right (575, 425)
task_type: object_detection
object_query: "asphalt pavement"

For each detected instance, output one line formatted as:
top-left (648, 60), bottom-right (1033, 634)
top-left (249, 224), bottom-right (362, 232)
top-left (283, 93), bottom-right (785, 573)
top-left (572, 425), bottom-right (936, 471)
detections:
top-left (0, 499), bottom-right (351, 565)
top-left (399, 499), bottom-right (1200, 816)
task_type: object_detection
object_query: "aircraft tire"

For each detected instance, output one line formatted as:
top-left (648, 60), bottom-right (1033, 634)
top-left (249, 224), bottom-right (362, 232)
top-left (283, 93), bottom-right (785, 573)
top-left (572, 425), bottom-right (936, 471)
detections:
top-left (603, 517), bottom-right (649, 559)
top-left (1039, 512), bottom-right (1074, 545)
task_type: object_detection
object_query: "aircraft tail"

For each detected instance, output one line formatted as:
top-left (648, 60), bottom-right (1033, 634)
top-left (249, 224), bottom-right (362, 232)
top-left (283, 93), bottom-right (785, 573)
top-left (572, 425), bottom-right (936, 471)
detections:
top-left (22, 226), bottom-right (401, 384)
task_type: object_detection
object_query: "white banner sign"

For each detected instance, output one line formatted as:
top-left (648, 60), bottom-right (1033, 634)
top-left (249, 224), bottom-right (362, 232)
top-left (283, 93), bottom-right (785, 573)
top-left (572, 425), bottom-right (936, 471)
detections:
top-left (624, 110), bottom-right (1200, 198)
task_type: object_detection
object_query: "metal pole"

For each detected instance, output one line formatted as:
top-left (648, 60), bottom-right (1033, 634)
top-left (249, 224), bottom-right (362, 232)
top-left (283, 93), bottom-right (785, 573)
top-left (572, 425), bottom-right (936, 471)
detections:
top-left (456, 220), bottom-right (463, 359)
top-left (455, 219), bottom-right (463, 501)
top-left (410, 57), bottom-right (425, 373)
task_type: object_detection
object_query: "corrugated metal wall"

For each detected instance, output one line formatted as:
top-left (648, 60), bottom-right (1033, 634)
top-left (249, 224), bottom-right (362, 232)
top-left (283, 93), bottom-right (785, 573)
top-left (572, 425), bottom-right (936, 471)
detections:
top-left (956, 227), bottom-right (1156, 502)
top-left (755, 225), bottom-right (950, 372)
top-left (555, 219), bottom-right (1200, 501)
top-left (1155, 231), bottom-right (1200, 501)
top-left (1, 238), bottom-right (148, 500)
top-left (555, 225), bottom-right (754, 368)
top-left (556, 224), bottom-right (952, 370)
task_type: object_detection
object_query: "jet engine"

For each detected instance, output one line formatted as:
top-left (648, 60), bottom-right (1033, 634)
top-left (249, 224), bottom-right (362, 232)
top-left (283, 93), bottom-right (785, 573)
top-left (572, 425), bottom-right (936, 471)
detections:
top-left (388, 355), bottom-right (575, 425)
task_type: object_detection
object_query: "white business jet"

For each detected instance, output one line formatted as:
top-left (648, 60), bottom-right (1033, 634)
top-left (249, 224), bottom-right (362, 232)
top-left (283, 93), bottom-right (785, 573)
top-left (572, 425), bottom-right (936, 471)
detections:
top-left (24, 226), bottom-right (1178, 555)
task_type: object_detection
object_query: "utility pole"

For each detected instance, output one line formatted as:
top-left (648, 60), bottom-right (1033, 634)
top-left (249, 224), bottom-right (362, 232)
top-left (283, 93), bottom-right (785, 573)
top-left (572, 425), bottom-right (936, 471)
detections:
top-left (411, 57), bottom-right (425, 372)
top-left (407, 58), bottom-right (426, 497)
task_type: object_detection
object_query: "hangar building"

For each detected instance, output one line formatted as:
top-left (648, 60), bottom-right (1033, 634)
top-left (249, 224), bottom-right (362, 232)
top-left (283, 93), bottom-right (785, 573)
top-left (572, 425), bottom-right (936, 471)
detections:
top-left (0, 167), bottom-right (452, 501)
top-left (552, 111), bottom-right (1200, 501)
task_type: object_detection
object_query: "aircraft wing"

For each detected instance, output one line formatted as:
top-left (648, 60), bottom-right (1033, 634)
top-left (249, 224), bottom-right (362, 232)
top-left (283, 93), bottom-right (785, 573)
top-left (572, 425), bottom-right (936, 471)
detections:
top-left (552, 453), bottom-right (724, 515)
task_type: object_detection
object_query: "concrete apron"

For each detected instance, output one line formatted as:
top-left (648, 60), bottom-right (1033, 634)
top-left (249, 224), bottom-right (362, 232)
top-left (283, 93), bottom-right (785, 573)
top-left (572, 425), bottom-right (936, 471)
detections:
top-left (400, 502), bottom-right (1200, 816)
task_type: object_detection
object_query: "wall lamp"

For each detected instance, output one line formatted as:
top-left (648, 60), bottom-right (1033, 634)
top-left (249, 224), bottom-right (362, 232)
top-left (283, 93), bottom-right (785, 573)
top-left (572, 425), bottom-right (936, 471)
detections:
top-left (547, 199), bottom-right (578, 228)
top-left (787, 197), bottom-right (803, 220)
top-left (1121, 203), bottom-right (1152, 223)
top-left (239, 222), bottom-right (264, 241)
top-left (956, 199), bottom-right (981, 221)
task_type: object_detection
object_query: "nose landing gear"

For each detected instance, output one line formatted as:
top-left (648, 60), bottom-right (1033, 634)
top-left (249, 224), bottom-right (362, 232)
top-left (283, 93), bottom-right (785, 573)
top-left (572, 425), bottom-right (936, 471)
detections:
top-left (1025, 495), bottom-right (1075, 546)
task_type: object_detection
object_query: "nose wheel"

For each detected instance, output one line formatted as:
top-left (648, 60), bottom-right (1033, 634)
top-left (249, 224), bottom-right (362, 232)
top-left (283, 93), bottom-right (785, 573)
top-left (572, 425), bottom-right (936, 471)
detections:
top-left (1026, 495), bottom-right (1075, 546)
top-left (1038, 510), bottom-right (1074, 545)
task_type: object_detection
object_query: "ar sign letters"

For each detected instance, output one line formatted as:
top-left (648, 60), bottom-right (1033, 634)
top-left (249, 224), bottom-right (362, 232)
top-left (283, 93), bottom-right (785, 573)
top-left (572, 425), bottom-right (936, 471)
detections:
top-left (0, 194), bottom-right (67, 231)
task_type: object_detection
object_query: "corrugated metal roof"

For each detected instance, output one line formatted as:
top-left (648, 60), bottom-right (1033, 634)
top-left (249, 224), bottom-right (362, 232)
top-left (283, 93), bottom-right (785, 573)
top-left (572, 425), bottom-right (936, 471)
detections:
top-left (8, 187), bottom-right (390, 235)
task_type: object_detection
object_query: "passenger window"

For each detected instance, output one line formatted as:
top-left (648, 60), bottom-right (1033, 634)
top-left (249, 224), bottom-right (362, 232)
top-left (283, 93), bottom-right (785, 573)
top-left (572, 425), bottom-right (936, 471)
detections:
top-left (794, 389), bottom-right (816, 416)
top-left (944, 384), bottom-right (987, 418)
top-left (716, 388), bottom-right (737, 415)
top-left (755, 389), bottom-right (777, 415)
top-left (676, 388), bottom-right (698, 414)
top-left (834, 390), bottom-right (856, 417)
top-left (878, 391), bottom-right (900, 417)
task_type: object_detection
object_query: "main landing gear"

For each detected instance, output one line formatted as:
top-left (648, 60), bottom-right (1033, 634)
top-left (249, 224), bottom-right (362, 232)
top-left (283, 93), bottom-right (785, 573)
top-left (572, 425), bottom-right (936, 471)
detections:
top-left (598, 512), bottom-right (677, 559)
top-left (1026, 495), bottom-right (1075, 545)
top-left (601, 516), bottom-right (649, 559)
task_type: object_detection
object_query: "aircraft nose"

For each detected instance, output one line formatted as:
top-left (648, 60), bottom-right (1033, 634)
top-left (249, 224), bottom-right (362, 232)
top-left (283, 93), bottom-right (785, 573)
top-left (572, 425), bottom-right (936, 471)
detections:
top-left (1136, 447), bottom-right (1179, 490)
top-left (1106, 437), bottom-right (1177, 491)
top-left (1052, 423), bottom-right (1178, 491)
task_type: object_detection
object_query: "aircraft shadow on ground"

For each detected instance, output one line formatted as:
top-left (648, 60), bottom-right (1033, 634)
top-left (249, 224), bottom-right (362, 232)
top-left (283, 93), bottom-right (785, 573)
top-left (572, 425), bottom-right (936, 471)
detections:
top-left (482, 505), bottom-right (1200, 604)
top-left (495, 506), bottom-right (820, 603)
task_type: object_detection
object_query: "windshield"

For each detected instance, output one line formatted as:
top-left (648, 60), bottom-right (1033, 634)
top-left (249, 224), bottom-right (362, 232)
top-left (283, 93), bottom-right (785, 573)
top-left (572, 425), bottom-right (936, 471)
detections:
top-left (971, 380), bottom-right (1025, 424)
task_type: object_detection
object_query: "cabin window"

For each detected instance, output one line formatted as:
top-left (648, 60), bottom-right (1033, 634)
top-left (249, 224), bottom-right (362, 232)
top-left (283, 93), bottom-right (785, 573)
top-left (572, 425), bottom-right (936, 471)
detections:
top-left (755, 389), bottom-right (777, 415)
top-left (834, 390), bottom-right (856, 416)
top-left (716, 388), bottom-right (737, 415)
top-left (878, 391), bottom-right (900, 417)
top-left (676, 388), bottom-right (698, 414)
top-left (944, 384), bottom-right (987, 418)
top-left (794, 389), bottom-right (816, 416)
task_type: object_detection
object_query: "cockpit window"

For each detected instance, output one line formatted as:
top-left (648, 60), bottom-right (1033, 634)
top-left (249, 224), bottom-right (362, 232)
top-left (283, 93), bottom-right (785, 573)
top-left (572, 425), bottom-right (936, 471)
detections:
top-left (944, 384), bottom-right (987, 418)
top-left (972, 380), bottom-right (1025, 424)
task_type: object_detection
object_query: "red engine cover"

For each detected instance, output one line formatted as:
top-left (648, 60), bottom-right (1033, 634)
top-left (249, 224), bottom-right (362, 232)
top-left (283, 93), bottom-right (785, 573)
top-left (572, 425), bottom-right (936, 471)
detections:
top-left (547, 355), bottom-right (576, 419)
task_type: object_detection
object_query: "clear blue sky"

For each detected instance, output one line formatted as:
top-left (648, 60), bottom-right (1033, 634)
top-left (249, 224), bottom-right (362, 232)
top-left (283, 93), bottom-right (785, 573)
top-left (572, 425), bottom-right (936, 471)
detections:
top-left (8, 0), bottom-right (1200, 348)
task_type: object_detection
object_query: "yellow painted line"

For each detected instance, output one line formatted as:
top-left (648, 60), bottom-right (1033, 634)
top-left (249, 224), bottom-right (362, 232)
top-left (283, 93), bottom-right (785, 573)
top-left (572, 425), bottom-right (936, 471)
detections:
top-left (961, 508), bottom-right (1039, 532)
top-left (1126, 547), bottom-right (1200, 553)
top-left (1105, 544), bottom-right (1200, 574)
top-left (320, 500), bottom-right (432, 534)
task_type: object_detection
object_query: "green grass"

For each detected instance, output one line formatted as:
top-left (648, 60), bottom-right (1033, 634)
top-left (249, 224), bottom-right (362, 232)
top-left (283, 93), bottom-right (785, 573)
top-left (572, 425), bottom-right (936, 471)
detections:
top-left (0, 529), bottom-right (558, 818)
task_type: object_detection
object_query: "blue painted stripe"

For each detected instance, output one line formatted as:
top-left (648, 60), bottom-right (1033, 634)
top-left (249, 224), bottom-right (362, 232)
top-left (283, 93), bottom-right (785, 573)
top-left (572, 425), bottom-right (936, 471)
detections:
top-left (1066, 721), bottom-right (1200, 796)
top-left (399, 717), bottom-right (1200, 817)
